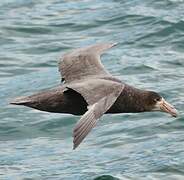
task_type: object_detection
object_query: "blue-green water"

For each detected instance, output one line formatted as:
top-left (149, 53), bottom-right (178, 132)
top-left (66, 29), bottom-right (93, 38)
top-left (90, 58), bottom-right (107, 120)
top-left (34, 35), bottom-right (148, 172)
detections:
top-left (0, 0), bottom-right (184, 179)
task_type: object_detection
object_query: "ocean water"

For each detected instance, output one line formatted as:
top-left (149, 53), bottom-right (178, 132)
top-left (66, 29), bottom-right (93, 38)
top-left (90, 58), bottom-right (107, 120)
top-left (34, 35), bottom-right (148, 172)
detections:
top-left (0, 0), bottom-right (184, 179)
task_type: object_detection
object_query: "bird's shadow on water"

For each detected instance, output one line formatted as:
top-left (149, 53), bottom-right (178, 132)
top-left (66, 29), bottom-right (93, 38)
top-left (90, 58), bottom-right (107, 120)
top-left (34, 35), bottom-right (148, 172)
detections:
top-left (93, 175), bottom-right (120, 180)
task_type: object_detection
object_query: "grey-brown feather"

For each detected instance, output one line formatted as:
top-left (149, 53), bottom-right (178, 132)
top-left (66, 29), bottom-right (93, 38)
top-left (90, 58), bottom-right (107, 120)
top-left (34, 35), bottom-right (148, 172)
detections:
top-left (58, 43), bottom-right (117, 83)
top-left (65, 78), bottom-right (124, 105)
top-left (73, 89), bottom-right (123, 149)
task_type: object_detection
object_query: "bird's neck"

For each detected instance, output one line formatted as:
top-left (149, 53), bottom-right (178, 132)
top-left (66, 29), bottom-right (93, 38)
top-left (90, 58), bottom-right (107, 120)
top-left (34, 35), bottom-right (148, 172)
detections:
top-left (113, 84), bottom-right (149, 113)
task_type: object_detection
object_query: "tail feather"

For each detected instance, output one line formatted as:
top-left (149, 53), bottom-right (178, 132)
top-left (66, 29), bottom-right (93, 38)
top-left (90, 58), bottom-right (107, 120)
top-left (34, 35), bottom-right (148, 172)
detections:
top-left (10, 96), bottom-right (31, 105)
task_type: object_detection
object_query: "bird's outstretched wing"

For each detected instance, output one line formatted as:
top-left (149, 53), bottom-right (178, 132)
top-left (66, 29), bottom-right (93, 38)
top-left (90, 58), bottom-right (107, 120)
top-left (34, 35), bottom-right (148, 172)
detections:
top-left (58, 43), bottom-right (117, 83)
top-left (65, 79), bottom-right (124, 149)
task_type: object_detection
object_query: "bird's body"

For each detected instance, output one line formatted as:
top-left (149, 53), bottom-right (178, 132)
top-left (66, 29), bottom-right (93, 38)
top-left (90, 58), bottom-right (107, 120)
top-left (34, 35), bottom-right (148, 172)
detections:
top-left (14, 83), bottom-right (159, 115)
top-left (11, 43), bottom-right (177, 149)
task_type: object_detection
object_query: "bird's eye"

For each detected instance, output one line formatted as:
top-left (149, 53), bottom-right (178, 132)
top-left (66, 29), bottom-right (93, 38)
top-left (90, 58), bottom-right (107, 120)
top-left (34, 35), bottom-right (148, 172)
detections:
top-left (155, 98), bottom-right (160, 102)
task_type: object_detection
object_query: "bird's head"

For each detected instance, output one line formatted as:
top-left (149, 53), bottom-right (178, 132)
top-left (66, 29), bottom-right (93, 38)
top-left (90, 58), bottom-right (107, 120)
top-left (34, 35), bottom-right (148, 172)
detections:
top-left (145, 91), bottom-right (178, 117)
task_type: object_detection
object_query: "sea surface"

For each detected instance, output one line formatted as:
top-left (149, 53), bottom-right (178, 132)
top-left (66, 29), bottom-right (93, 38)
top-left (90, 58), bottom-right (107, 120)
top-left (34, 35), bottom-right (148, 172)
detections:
top-left (0, 0), bottom-right (184, 179)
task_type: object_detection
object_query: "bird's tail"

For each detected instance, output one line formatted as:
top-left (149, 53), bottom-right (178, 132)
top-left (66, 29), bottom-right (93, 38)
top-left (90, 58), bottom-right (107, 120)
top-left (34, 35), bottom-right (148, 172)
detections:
top-left (10, 86), bottom-right (66, 113)
top-left (10, 96), bottom-right (31, 105)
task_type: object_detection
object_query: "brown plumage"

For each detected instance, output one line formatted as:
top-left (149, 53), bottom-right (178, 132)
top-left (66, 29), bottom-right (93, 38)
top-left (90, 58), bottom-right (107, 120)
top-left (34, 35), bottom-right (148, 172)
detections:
top-left (11, 43), bottom-right (178, 149)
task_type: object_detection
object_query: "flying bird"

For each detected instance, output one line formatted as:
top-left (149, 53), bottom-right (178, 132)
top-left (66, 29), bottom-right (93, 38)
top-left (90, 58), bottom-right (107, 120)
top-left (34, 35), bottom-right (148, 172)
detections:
top-left (11, 43), bottom-right (178, 149)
